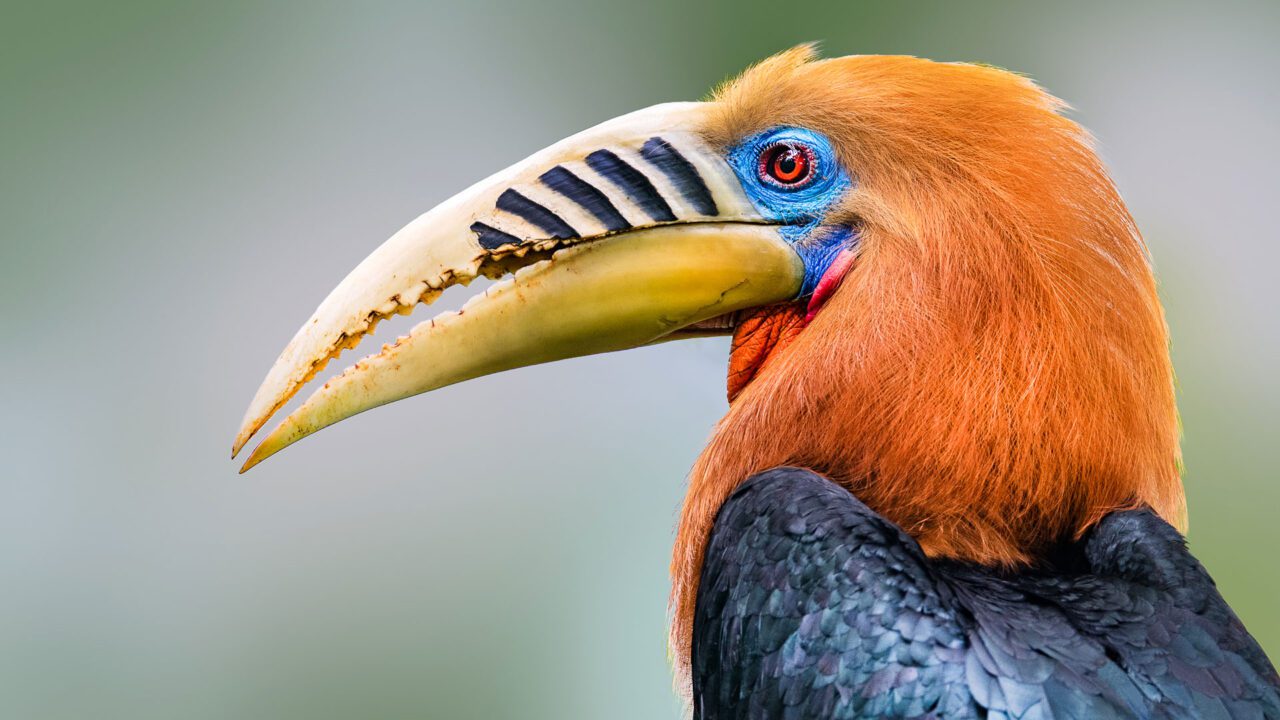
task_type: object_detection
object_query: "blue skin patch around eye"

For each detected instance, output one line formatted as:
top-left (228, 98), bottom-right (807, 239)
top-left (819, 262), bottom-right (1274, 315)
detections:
top-left (726, 127), bottom-right (857, 296)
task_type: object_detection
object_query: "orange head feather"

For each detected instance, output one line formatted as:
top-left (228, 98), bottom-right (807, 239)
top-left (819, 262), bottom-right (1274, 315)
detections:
top-left (670, 46), bottom-right (1183, 679)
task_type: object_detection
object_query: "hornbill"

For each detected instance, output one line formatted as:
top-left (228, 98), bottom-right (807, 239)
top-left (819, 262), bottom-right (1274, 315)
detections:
top-left (233, 47), bottom-right (1280, 718)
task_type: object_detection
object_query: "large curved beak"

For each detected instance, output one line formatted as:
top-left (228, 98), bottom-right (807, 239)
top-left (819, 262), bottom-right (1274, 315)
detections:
top-left (233, 102), bottom-right (803, 472)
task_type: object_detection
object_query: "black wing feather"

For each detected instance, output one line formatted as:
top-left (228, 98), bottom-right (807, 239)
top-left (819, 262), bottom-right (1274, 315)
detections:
top-left (692, 467), bottom-right (1280, 719)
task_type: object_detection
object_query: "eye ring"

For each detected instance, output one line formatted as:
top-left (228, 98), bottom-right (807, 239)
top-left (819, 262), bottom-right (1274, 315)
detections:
top-left (758, 141), bottom-right (817, 190)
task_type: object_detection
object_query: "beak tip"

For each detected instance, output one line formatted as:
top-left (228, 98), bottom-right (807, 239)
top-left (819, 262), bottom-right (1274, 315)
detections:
top-left (232, 410), bottom-right (270, 461)
top-left (238, 424), bottom-right (293, 474)
top-left (239, 450), bottom-right (264, 474)
top-left (230, 434), bottom-right (251, 462)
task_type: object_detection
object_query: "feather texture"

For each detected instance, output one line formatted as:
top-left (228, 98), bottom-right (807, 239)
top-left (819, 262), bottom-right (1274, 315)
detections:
top-left (693, 468), bottom-right (1279, 719)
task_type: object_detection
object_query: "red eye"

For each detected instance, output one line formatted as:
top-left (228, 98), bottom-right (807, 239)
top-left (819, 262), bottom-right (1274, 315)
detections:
top-left (758, 142), bottom-right (816, 189)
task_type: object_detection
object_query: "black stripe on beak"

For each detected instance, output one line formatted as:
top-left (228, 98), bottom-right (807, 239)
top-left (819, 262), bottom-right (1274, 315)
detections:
top-left (470, 222), bottom-right (524, 251)
top-left (640, 137), bottom-right (718, 217)
top-left (585, 150), bottom-right (676, 223)
top-left (496, 189), bottom-right (579, 239)
top-left (539, 166), bottom-right (632, 233)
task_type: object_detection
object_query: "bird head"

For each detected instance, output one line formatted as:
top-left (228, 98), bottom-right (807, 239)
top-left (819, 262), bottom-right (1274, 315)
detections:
top-left (233, 46), bottom-right (1182, 670)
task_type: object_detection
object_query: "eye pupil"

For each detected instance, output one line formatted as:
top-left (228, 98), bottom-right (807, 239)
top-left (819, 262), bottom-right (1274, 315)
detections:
top-left (760, 142), bottom-right (814, 188)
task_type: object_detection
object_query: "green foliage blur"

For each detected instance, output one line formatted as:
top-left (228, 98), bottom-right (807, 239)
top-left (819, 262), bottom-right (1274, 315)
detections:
top-left (2, 1), bottom-right (1275, 718)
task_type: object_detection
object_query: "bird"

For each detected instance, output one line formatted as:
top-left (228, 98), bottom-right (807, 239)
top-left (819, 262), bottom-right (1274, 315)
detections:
top-left (232, 46), bottom-right (1280, 718)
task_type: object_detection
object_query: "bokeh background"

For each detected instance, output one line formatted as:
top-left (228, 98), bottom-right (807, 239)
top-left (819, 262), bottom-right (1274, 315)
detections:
top-left (3, 1), bottom-right (1277, 718)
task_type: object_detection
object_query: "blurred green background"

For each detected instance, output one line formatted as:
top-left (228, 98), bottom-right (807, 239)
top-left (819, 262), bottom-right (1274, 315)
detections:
top-left (2, 1), bottom-right (1276, 718)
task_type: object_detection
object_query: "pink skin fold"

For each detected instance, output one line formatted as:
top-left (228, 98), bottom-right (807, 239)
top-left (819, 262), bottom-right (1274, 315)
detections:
top-left (805, 248), bottom-right (858, 323)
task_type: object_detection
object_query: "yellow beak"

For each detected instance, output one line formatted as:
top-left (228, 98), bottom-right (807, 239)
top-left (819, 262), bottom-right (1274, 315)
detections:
top-left (233, 102), bottom-right (804, 472)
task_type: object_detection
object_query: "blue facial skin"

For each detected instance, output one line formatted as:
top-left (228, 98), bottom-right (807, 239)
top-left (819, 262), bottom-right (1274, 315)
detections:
top-left (726, 127), bottom-right (857, 296)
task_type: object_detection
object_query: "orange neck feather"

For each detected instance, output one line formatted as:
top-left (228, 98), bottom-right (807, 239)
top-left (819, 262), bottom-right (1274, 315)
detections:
top-left (670, 49), bottom-right (1183, 682)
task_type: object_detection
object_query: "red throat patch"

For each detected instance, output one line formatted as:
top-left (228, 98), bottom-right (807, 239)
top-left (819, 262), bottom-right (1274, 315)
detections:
top-left (727, 303), bottom-right (808, 402)
top-left (727, 248), bottom-right (857, 402)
